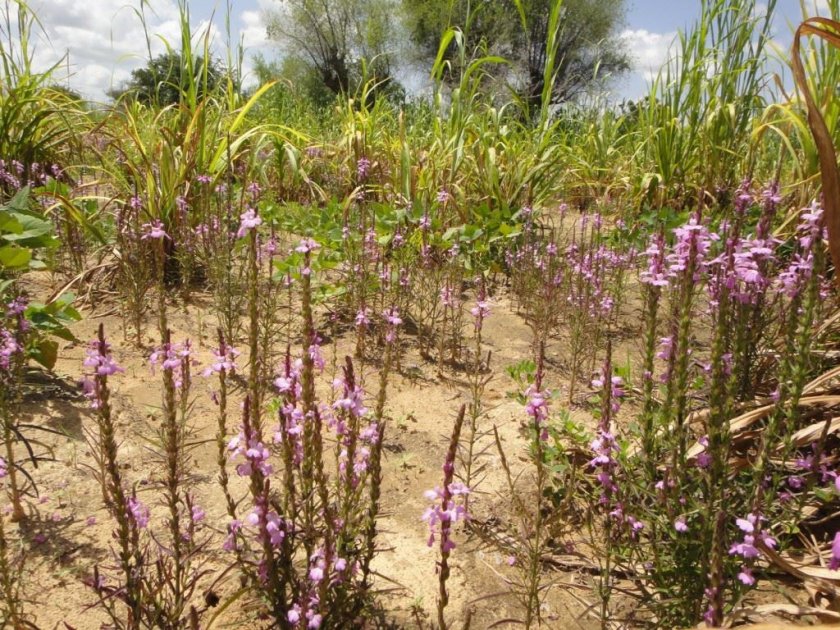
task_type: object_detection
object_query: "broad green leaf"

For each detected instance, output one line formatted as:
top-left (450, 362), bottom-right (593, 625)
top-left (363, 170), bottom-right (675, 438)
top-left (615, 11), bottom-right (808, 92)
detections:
top-left (0, 245), bottom-right (31, 269)
top-left (0, 212), bottom-right (23, 234)
top-left (31, 339), bottom-right (58, 370)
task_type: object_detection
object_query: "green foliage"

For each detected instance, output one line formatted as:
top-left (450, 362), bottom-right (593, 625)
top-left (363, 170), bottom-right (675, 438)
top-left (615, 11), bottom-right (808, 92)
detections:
top-left (634, 0), bottom-right (778, 204)
top-left (265, 0), bottom-right (400, 97)
top-left (0, 1), bottom-right (86, 174)
top-left (24, 293), bottom-right (80, 369)
top-left (0, 187), bottom-right (56, 273)
top-left (0, 188), bottom-right (79, 369)
top-left (108, 51), bottom-right (228, 107)
top-left (404, 0), bottom-right (629, 107)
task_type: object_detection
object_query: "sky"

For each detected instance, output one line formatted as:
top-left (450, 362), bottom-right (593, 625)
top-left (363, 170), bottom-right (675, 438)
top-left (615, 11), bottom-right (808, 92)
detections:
top-left (16, 0), bottom-right (835, 102)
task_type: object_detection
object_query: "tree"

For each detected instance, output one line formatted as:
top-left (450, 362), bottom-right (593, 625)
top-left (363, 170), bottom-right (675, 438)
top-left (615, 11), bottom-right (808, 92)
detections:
top-left (108, 52), bottom-right (227, 106)
top-left (403, 0), bottom-right (630, 110)
top-left (264, 0), bottom-right (399, 98)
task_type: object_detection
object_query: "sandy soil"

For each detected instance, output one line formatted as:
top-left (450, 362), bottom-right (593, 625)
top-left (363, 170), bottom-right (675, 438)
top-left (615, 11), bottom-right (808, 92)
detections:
top-left (3, 274), bottom-right (624, 630)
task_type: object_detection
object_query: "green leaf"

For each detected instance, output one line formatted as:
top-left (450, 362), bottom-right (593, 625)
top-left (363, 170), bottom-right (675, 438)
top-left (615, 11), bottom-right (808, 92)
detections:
top-left (0, 212), bottom-right (24, 234)
top-left (442, 226), bottom-right (462, 242)
top-left (30, 339), bottom-right (58, 370)
top-left (4, 186), bottom-right (31, 213)
top-left (0, 245), bottom-right (31, 269)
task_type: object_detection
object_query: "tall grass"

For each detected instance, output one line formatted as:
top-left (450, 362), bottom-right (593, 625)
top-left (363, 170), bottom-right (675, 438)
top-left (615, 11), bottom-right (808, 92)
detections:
top-left (2, 0), bottom-right (840, 627)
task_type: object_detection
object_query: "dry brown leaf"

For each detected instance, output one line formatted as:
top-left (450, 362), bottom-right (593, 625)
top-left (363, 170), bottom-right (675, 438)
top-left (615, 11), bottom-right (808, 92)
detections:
top-left (731, 602), bottom-right (840, 625)
top-left (761, 542), bottom-right (840, 601)
top-left (785, 418), bottom-right (840, 449)
top-left (792, 18), bottom-right (840, 285)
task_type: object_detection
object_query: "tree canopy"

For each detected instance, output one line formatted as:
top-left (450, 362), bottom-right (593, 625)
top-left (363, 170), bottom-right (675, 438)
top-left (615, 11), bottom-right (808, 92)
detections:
top-left (403, 0), bottom-right (630, 109)
top-left (264, 0), bottom-right (399, 99)
top-left (108, 52), bottom-right (227, 106)
top-left (260, 0), bottom-right (628, 112)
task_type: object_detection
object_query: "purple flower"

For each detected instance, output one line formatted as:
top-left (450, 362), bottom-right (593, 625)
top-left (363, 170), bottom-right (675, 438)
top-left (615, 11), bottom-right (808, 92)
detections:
top-left (309, 340), bottom-right (325, 372)
top-left (440, 286), bottom-right (457, 308)
top-left (236, 208), bottom-right (262, 238)
top-left (0, 329), bottom-right (22, 371)
top-left (191, 505), bottom-right (205, 523)
top-left (357, 157), bottom-right (371, 179)
top-left (288, 606), bottom-right (302, 624)
top-left (333, 380), bottom-right (368, 418)
top-left (830, 532), bottom-right (840, 571)
top-left (674, 517), bottom-right (688, 533)
top-left (222, 519), bottom-right (241, 551)
top-left (84, 342), bottom-right (123, 377)
top-left (525, 387), bottom-right (550, 423)
top-left (355, 307), bottom-right (371, 328)
top-left (246, 504), bottom-right (285, 548)
top-left (382, 307), bottom-right (402, 344)
top-left (730, 512), bottom-right (776, 564)
top-left (246, 182), bottom-right (262, 200)
top-left (202, 343), bottom-right (240, 377)
top-left (640, 232), bottom-right (669, 287)
top-left (470, 300), bottom-right (491, 330)
top-left (295, 238), bottom-right (319, 254)
top-left (81, 334), bottom-right (124, 408)
top-left (656, 336), bottom-right (673, 361)
top-left (127, 496), bottom-right (150, 529)
top-left (228, 428), bottom-right (273, 477)
top-left (787, 475), bottom-right (804, 490)
top-left (737, 567), bottom-right (755, 585)
top-left (140, 220), bottom-right (169, 240)
top-left (422, 483), bottom-right (471, 549)
top-left (667, 215), bottom-right (718, 280)
top-left (729, 535), bottom-right (759, 559)
top-left (6, 297), bottom-right (27, 316)
top-left (149, 340), bottom-right (193, 389)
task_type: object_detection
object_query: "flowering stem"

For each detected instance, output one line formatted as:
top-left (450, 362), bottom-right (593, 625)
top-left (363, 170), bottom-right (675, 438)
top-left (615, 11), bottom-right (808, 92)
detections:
top-left (247, 226), bottom-right (262, 438)
top-left (640, 283), bottom-right (661, 482)
top-left (525, 341), bottom-right (548, 628)
top-left (1, 401), bottom-right (23, 522)
top-left (0, 503), bottom-right (23, 625)
top-left (160, 328), bottom-right (185, 615)
top-left (91, 324), bottom-right (142, 626)
top-left (214, 329), bottom-right (237, 521)
top-left (360, 421), bottom-right (385, 596)
top-left (437, 404), bottom-right (466, 630)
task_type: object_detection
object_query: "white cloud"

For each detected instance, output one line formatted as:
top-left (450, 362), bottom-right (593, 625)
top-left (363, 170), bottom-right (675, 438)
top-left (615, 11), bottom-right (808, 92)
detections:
top-left (18, 0), bottom-right (224, 100)
top-left (619, 28), bottom-right (678, 83)
top-left (236, 1), bottom-right (277, 91)
top-left (240, 10), bottom-right (267, 48)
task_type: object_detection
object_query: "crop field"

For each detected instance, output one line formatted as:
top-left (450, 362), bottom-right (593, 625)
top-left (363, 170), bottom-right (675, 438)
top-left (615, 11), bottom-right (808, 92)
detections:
top-left (2, 0), bottom-right (840, 628)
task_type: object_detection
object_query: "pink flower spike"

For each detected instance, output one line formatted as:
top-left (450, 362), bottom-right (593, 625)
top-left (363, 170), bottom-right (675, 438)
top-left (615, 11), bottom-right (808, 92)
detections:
top-left (674, 518), bottom-right (688, 533)
top-left (737, 567), bottom-right (755, 585)
top-left (140, 219), bottom-right (170, 240)
top-left (830, 532), bottom-right (840, 570)
top-left (295, 238), bottom-right (319, 254)
top-left (236, 208), bottom-right (261, 238)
